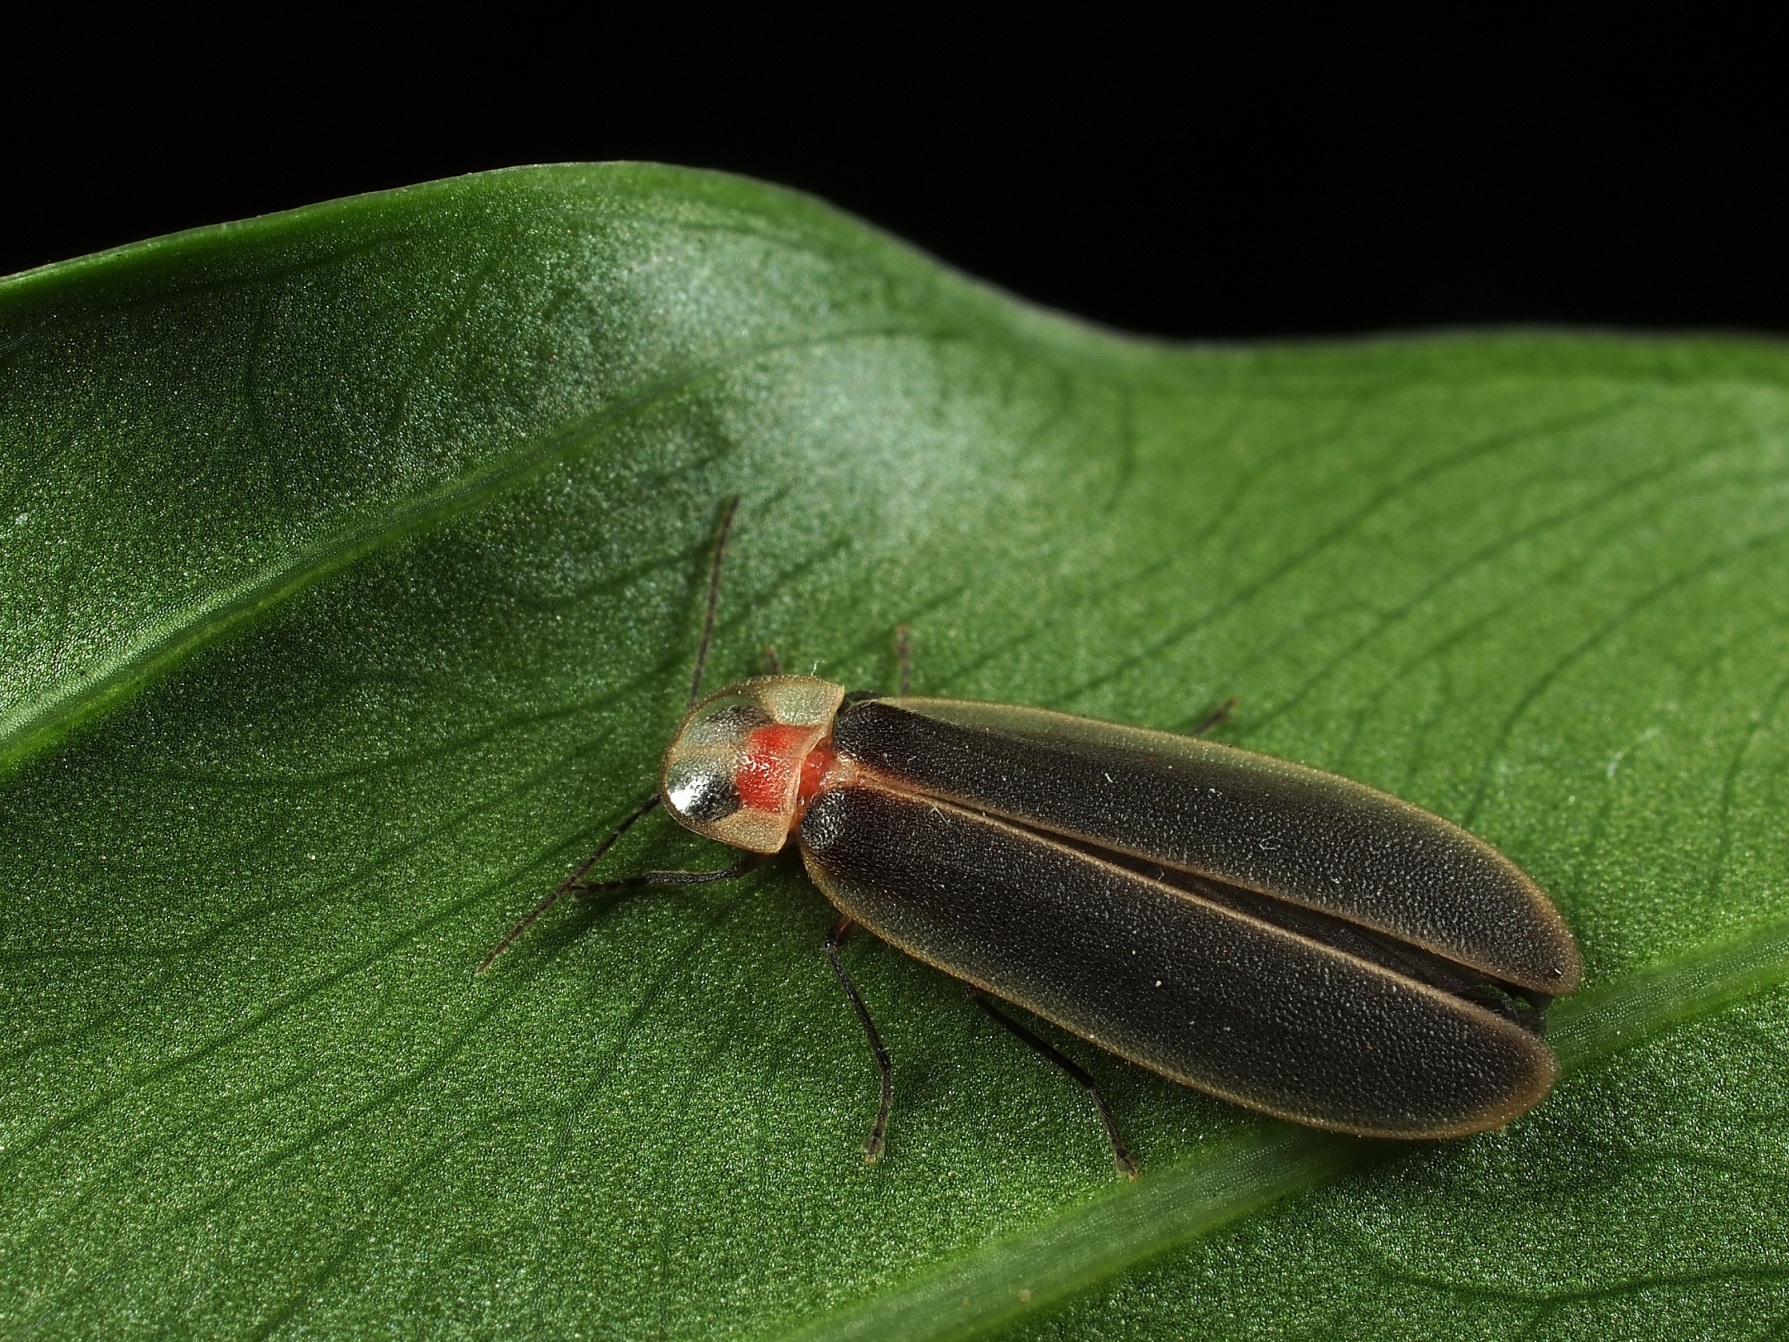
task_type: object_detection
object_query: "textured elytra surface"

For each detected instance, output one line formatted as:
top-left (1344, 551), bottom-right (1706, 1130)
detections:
top-left (800, 784), bottom-right (1556, 1137)
top-left (828, 696), bottom-right (1578, 992)
top-left (2, 165), bottom-right (1789, 1340)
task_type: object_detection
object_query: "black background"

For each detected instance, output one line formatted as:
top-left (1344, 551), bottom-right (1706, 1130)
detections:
top-left (4, 29), bottom-right (1780, 340)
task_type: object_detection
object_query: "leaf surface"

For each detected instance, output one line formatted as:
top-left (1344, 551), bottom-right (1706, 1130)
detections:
top-left (3, 165), bottom-right (1788, 1340)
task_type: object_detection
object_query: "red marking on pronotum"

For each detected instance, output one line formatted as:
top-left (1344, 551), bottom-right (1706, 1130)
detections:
top-left (735, 723), bottom-right (810, 812)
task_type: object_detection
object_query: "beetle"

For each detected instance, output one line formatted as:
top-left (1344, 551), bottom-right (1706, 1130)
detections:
top-left (483, 499), bottom-right (1580, 1174)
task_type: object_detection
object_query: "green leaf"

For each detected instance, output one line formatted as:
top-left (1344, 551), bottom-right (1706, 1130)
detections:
top-left (4, 165), bottom-right (1788, 1340)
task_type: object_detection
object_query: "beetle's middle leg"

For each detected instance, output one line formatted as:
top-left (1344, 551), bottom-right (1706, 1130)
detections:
top-left (965, 986), bottom-right (1139, 1179)
top-left (825, 916), bottom-right (893, 1163)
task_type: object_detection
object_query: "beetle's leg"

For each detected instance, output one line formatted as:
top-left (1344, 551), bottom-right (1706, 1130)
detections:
top-left (760, 645), bottom-right (784, 675)
top-left (965, 986), bottom-right (1139, 1179)
top-left (1513, 989), bottom-right (1553, 1034)
top-left (893, 625), bottom-right (912, 696)
top-left (1190, 696), bottom-right (1241, 738)
top-left (825, 916), bottom-right (893, 1163)
top-left (568, 853), bottom-right (767, 897)
top-left (477, 793), bottom-right (663, 973)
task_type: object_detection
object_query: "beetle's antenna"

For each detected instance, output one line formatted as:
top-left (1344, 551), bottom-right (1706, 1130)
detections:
top-left (476, 793), bottom-right (661, 975)
top-left (480, 496), bottom-right (741, 975)
top-left (687, 495), bottom-right (741, 711)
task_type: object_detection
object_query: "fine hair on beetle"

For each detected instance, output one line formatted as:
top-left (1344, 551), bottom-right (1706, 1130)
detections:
top-left (482, 497), bottom-right (1581, 1176)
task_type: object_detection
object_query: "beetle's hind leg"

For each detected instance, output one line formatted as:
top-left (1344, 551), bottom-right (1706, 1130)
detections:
top-left (825, 917), bottom-right (894, 1163)
top-left (965, 987), bottom-right (1139, 1179)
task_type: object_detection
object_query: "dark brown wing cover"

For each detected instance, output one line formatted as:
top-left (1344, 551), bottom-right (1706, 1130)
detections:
top-left (830, 698), bottom-right (1579, 995)
top-left (800, 786), bottom-right (1558, 1137)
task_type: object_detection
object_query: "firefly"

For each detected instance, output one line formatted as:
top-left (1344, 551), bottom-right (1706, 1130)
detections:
top-left (483, 500), bottom-right (1580, 1174)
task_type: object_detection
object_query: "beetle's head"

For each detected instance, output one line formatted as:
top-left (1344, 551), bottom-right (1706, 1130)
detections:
top-left (659, 675), bottom-right (846, 853)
